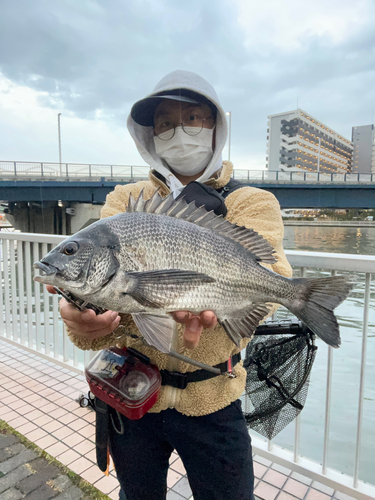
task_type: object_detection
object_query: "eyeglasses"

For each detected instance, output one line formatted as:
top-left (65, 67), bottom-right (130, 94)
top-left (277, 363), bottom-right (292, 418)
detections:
top-left (154, 113), bottom-right (214, 141)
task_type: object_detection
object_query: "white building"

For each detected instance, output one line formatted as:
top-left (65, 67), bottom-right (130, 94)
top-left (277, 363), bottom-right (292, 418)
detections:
top-left (351, 124), bottom-right (375, 174)
top-left (266, 109), bottom-right (353, 174)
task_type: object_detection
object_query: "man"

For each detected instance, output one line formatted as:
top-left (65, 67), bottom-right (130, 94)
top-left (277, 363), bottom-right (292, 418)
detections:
top-left (52, 70), bottom-right (292, 500)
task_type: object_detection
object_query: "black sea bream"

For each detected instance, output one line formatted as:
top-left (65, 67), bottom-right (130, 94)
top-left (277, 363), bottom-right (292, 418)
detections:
top-left (34, 191), bottom-right (354, 353)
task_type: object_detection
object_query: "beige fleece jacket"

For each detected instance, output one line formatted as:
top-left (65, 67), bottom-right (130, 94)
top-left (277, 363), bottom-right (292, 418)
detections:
top-left (67, 161), bottom-right (293, 416)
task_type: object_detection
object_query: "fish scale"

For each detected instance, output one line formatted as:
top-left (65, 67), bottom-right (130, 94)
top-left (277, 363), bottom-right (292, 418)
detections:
top-left (34, 190), bottom-right (355, 353)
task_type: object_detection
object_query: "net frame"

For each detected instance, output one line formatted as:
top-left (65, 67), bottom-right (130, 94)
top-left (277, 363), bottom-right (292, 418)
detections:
top-left (243, 320), bottom-right (317, 440)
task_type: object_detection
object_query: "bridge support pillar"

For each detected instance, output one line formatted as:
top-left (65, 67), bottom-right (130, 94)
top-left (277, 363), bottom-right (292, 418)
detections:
top-left (4, 202), bottom-right (103, 235)
top-left (5, 202), bottom-right (68, 234)
top-left (69, 203), bottom-right (102, 234)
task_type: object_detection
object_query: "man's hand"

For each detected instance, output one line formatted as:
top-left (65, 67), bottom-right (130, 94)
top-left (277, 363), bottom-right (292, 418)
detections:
top-left (170, 311), bottom-right (217, 349)
top-left (46, 285), bottom-right (120, 339)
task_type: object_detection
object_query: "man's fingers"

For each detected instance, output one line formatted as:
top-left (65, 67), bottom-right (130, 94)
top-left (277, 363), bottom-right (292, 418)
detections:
top-left (64, 316), bottom-right (121, 339)
top-left (64, 316), bottom-right (121, 338)
top-left (59, 298), bottom-right (118, 324)
top-left (58, 298), bottom-right (120, 338)
top-left (200, 311), bottom-right (217, 329)
top-left (172, 310), bottom-right (217, 348)
top-left (171, 311), bottom-right (217, 328)
top-left (59, 299), bottom-right (96, 322)
top-left (170, 311), bottom-right (191, 323)
top-left (46, 285), bottom-right (57, 294)
top-left (183, 316), bottom-right (203, 349)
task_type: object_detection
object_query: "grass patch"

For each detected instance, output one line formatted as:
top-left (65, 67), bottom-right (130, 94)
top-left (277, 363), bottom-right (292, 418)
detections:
top-left (0, 419), bottom-right (112, 500)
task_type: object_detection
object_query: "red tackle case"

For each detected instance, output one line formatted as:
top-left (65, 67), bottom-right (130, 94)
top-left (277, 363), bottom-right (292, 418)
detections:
top-left (85, 347), bottom-right (161, 420)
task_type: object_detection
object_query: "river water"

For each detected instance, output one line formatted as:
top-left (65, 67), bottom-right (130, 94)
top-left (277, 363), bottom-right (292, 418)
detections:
top-left (263, 225), bottom-right (375, 485)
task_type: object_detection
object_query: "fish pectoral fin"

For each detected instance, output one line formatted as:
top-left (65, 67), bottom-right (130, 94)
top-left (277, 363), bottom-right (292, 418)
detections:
top-left (219, 304), bottom-right (270, 347)
top-left (131, 313), bottom-right (175, 353)
top-left (127, 269), bottom-right (215, 285)
top-left (125, 269), bottom-right (215, 309)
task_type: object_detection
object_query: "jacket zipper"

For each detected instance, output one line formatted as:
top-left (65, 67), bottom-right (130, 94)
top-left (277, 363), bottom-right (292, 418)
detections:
top-left (165, 323), bottom-right (182, 409)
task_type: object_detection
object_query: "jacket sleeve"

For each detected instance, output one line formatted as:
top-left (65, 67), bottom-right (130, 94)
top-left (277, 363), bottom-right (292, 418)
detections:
top-left (225, 186), bottom-right (293, 348)
top-left (66, 181), bottom-right (153, 351)
top-left (101, 180), bottom-right (152, 218)
top-left (225, 186), bottom-right (292, 278)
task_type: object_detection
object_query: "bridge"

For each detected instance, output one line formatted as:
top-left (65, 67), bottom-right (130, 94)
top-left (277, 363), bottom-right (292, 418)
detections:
top-left (1, 161), bottom-right (374, 233)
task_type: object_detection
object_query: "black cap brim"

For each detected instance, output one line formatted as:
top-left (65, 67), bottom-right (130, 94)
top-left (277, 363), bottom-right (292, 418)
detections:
top-left (131, 94), bottom-right (200, 127)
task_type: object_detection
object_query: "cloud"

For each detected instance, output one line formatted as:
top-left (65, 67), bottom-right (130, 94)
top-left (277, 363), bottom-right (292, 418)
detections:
top-left (0, 0), bottom-right (374, 168)
top-left (0, 74), bottom-right (142, 164)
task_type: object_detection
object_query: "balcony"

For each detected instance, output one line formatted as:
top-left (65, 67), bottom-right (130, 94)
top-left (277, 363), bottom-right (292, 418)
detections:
top-left (0, 232), bottom-right (374, 499)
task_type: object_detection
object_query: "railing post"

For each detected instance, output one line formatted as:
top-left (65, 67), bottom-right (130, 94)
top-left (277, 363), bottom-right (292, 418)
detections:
top-left (131, 165), bottom-right (133, 179)
top-left (353, 272), bottom-right (371, 488)
top-left (41, 163), bottom-right (44, 177)
top-left (358, 173), bottom-right (360, 182)
top-left (111, 165), bottom-right (113, 178)
top-left (323, 269), bottom-right (336, 474)
top-left (276, 171), bottom-right (279, 181)
top-left (262, 170), bottom-right (264, 181)
top-left (331, 173), bottom-right (333, 182)
top-left (66, 164), bottom-right (68, 177)
top-left (89, 164), bottom-right (91, 178)
top-left (248, 170), bottom-right (250, 180)
top-left (304, 172), bottom-right (306, 181)
top-left (14, 162), bottom-right (16, 176)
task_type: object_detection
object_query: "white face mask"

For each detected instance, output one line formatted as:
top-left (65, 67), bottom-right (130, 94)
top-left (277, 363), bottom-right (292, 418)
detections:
top-left (153, 126), bottom-right (214, 176)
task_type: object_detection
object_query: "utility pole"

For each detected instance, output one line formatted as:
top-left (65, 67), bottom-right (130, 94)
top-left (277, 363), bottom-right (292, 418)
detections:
top-left (226, 111), bottom-right (232, 161)
top-left (58, 113), bottom-right (62, 176)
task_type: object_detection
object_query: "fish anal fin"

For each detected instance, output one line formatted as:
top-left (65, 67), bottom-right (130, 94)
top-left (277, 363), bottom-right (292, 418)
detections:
top-left (219, 304), bottom-right (270, 347)
top-left (132, 313), bottom-right (175, 353)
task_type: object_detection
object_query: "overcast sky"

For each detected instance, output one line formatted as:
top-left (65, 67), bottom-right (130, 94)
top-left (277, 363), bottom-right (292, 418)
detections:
top-left (1, 0), bottom-right (374, 170)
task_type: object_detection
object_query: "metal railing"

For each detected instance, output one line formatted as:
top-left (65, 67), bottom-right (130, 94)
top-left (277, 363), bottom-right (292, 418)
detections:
top-left (1, 161), bottom-right (374, 183)
top-left (283, 220), bottom-right (375, 227)
top-left (236, 169), bottom-right (375, 183)
top-left (0, 231), bottom-right (374, 499)
top-left (0, 161), bottom-right (151, 180)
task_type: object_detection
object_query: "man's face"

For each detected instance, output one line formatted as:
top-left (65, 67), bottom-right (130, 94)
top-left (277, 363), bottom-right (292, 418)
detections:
top-left (153, 100), bottom-right (215, 138)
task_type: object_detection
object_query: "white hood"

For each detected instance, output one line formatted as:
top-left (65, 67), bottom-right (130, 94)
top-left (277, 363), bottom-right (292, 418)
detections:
top-left (127, 70), bottom-right (228, 196)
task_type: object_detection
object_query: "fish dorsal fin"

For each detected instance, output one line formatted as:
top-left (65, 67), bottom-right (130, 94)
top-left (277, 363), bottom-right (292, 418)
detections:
top-left (126, 190), bottom-right (277, 264)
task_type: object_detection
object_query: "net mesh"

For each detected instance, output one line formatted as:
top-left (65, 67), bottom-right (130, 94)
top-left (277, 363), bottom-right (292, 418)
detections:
top-left (243, 319), bottom-right (317, 440)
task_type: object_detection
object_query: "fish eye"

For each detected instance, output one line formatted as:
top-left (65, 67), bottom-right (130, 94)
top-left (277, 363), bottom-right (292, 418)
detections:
top-left (62, 242), bottom-right (79, 256)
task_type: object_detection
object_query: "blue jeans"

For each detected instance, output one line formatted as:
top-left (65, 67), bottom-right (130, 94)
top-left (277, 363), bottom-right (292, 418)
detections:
top-left (110, 400), bottom-right (255, 500)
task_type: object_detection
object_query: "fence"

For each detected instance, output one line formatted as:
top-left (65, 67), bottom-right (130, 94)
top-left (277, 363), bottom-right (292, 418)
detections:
top-left (1, 161), bottom-right (374, 183)
top-left (0, 231), bottom-right (374, 499)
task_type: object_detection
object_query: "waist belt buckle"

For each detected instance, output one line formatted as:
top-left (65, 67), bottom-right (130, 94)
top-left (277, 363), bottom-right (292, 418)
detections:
top-left (169, 371), bottom-right (188, 389)
top-left (224, 357), bottom-right (237, 379)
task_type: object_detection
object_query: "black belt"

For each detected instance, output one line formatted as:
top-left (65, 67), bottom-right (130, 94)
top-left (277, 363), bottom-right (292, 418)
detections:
top-left (160, 353), bottom-right (242, 389)
top-left (94, 352), bottom-right (241, 471)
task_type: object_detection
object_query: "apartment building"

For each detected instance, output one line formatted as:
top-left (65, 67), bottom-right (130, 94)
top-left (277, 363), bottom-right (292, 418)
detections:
top-left (266, 109), bottom-right (353, 174)
top-left (351, 124), bottom-right (375, 174)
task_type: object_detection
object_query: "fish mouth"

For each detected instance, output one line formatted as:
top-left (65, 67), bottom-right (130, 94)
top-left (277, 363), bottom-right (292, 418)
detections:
top-left (33, 261), bottom-right (59, 283)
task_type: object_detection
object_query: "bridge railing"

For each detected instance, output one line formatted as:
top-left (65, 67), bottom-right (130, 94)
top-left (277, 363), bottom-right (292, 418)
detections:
top-left (1, 161), bottom-right (374, 183)
top-left (232, 169), bottom-right (375, 183)
top-left (0, 230), bottom-right (374, 499)
top-left (0, 161), bottom-right (151, 180)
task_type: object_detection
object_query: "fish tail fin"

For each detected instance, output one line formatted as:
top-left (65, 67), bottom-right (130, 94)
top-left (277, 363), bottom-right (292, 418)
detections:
top-left (287, 275), bottom-right (356, 348)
